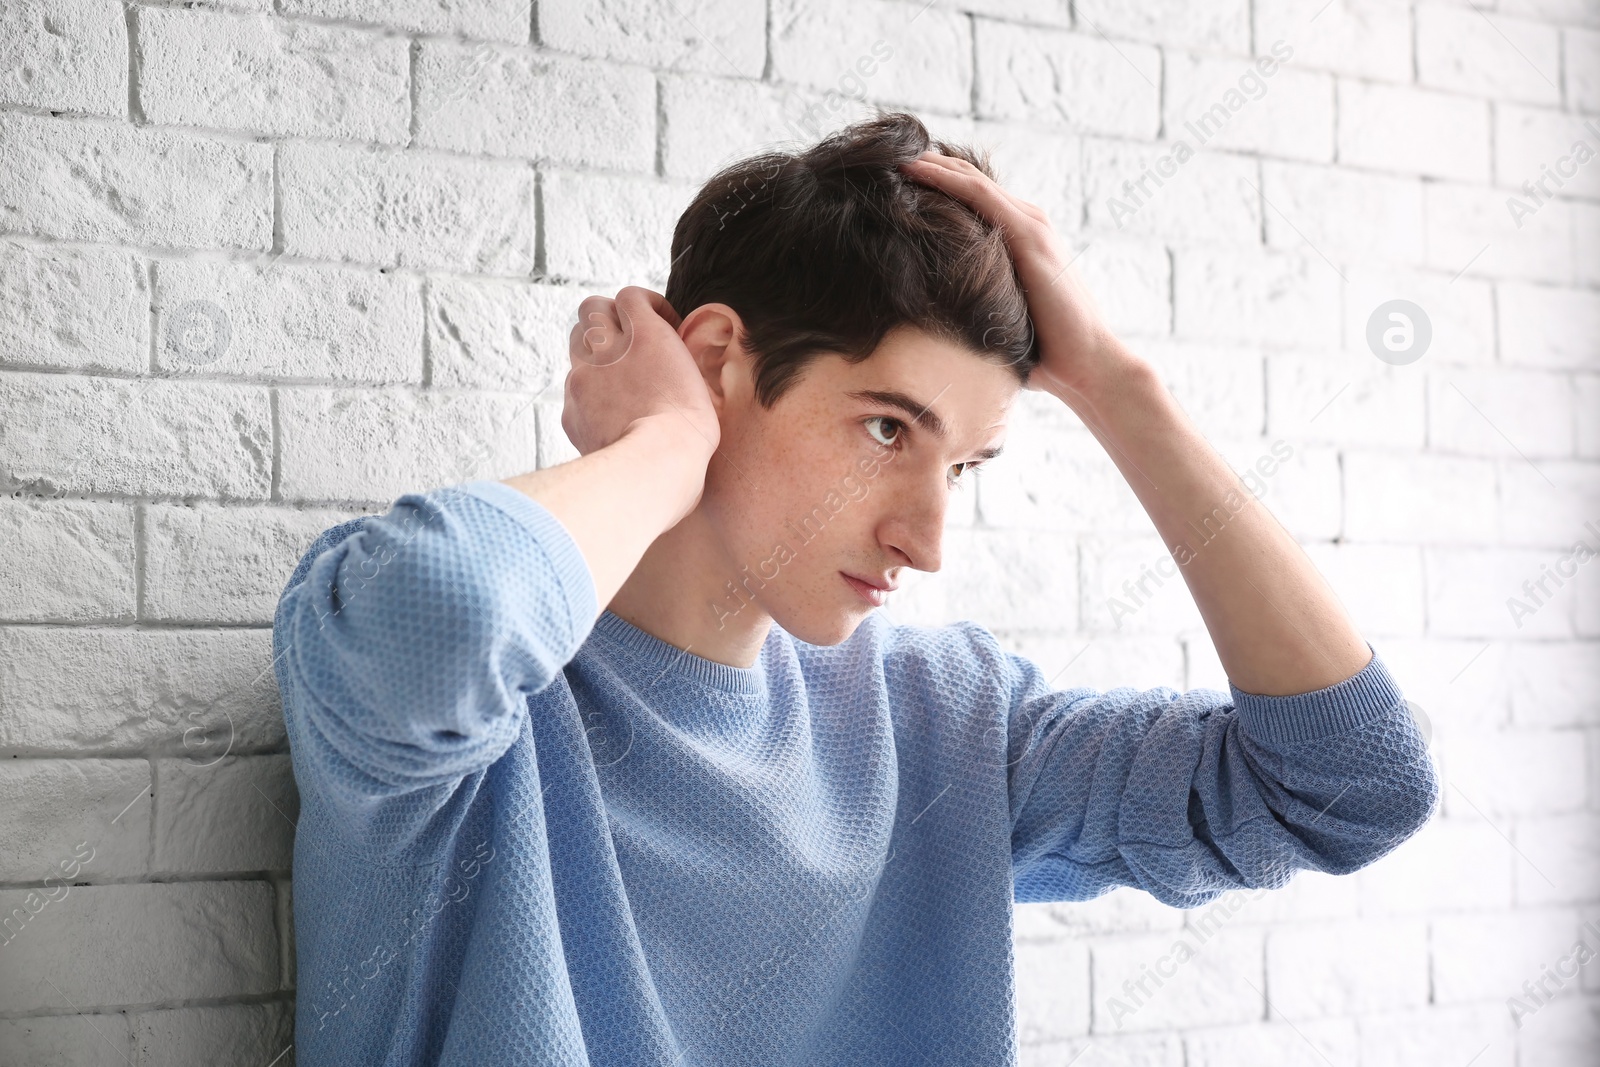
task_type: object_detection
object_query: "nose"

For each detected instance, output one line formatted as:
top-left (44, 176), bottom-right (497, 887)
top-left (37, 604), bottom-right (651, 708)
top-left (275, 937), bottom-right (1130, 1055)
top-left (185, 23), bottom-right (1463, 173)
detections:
top-left (879, 478), bottom-right (946, 574)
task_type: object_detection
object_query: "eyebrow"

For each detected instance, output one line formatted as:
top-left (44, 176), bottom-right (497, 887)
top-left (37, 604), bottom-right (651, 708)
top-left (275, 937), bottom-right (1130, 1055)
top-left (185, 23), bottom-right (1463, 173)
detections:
top-left (845, 388), bottom-right (1006, 462)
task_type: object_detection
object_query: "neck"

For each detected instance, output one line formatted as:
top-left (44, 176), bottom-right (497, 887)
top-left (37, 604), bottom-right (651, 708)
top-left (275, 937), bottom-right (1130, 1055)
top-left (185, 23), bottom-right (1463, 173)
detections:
top-left (605, 507), bottom-right (774, 670)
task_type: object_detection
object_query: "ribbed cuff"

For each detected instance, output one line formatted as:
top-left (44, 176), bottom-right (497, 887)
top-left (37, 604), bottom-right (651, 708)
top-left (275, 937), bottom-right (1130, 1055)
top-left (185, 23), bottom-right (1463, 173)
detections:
top-left (448, 480), bottom-right (600, 641)
top-left (1230, 642), bottom-right (1406, 746)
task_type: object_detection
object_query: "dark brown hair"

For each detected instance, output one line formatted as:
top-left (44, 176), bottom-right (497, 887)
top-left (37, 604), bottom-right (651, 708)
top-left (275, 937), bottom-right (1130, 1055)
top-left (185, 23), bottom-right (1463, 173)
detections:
top-left (663, 108), bottom-right (1039, 409)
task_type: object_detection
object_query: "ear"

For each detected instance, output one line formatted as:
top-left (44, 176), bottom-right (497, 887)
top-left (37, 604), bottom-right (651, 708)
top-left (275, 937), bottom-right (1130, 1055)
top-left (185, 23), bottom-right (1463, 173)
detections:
top-left (677, 302), bottom-right (751, 411)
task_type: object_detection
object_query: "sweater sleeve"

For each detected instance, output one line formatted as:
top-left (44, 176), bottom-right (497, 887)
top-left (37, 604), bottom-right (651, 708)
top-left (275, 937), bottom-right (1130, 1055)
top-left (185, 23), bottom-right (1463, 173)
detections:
top-left (271, 480), bottom-right (598, 851)
top-left (990, 632), bottom-right (1441, 908)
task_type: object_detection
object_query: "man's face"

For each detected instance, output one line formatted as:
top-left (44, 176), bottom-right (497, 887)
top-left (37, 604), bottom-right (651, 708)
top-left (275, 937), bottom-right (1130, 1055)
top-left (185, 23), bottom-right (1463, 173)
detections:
top-left (700, 322), bottom-right (1021, 646)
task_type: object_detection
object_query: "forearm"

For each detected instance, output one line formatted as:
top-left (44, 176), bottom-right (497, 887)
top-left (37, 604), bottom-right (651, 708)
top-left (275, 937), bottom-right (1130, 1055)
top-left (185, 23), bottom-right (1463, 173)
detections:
top-left (499, 414), bottom-right (711, 617)
top-left (1049, 342), bottom-right (1370, 696)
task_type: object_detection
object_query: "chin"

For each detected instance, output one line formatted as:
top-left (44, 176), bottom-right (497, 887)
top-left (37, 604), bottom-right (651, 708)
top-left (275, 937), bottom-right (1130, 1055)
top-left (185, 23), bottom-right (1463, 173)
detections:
top-left (770, 599), bottom-right (868, 648)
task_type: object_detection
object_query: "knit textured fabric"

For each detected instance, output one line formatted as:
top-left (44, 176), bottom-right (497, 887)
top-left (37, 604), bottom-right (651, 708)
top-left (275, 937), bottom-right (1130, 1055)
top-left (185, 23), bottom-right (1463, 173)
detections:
top-left (272, 479), bottom-right (1440, 1067)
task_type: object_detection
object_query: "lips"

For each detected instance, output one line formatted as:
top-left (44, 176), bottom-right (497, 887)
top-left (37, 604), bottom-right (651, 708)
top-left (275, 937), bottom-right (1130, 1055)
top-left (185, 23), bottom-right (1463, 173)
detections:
top-left (841, 571), bottom-right (896, 607)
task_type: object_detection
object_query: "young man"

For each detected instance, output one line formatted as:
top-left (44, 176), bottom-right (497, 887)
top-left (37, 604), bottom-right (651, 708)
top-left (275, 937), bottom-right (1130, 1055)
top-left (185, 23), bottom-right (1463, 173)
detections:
top-left (273, 111), bottom-right (1438, 1066)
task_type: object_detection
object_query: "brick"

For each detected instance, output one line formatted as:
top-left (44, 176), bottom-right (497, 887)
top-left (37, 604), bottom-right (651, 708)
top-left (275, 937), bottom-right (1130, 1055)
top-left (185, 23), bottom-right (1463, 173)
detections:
top-left (130, 1002), bottom-right (294, 1067)
top-left (0, 1013), bottom-right (133, 1067)
top-left (1264, 350), bottom-right (1426, 449)
top-left (153, 755), bottom-right (297, 873)
top-left (1090, 928), bottom-right (1263, 1032)
top-left (1425, 180), bottom-right (1574, 286)
top-left (663, 75), bottom-right (843, 178)
top-left (542, 0), bottom-right (762, 75)
top-left (1517, 995), bottom-right (1600, 1067)
top-left (1433, 907), bottom-right (1590, 1003)
top-left (974, 22), bottom-right (1160, 139)
top-left (1253, 0), bottom-right (1412, 82)
top-left (1036, 887), bottom-right (1185, 940)
top-left (1357, 1007), bottom-right (1515, 1067)
top-left (1509, 641), bottom-right (1600, 727)
top-left (899, 526), bottom-right (1078, 631)
top-left (278, 0), bottom-right (529, 41)
top-left (1569, 26), bottom-right (1600, 112)
top-left (0, 0), bottom-right (126, 117)
top-left (1165, 50), bottom-right (1334, 163)
top-left (536, 398), bottom-right (580, 468)
top-left (1082, 137), bottom-right (1261, 245)
top-left (276, 386), bottom-right (541, 502)
top-left (0, 881), bottom-right (277, 1011)
top-left (1074, 0), bottom-right (1249, 54)
top-left (1418, 4), bottom-right (1564, 106)
top-left (1577, 201), bottom-right (1600, 287)
top-left (1126, 338), bottom-right (1265, 442)
top-left (427, 277), bottom-right (573, 392)
top-left (975, 401), bottom-right (1144, 535)
top-left (1515, 813), bottom-right (1600, 905)
top-left (0, 372), bottom-right (273, 499)
top-left (1342, 265), bottom-right (1496, 367)
top-left (0, 626), bottom-right (284, 755)
top-left (1080, 533), bottom-right (1207, 636)
top-left (1186, 1019), bottom-right (1360, 1067)
top-left (0, 500), bottom-right (135, 622)
top-left (1223, 439), bottom-right (1340, 543)
top-left (153, 258), bottom-right (423, 382)
top-left (144, 502), bottom-right (372, 623)
top-left (1173, 247), bottom-right (1340, 350)
top-left (1266, 919), bottom-right (1428, 1018)
top-left (414, 43), bottom-right (654, 171)
top-left (1303, 541), bottom-right (1426, 637)
top-left (1074, 238), bottom-right (1170, 337)
top-left (1344, 451), bottom-right (1499, 546)
top-left (541, 170), bottom-right (690, 285)
top-left (1439, 728), bottom-right (1588, 817)
top-left (1497, 105), bottom-right (1600, 200)
top-left (1581, 375), bottom-right (1600, 457)
top-left (771, 0), bottom-right (970, 116)
top-left (1427, 368), bottom-right (1574, 459)
top-left (1429, 546), bottom-right (1577, 639)
top-left (0, 112), bottom-right (272, 250)
top-left (1262, 162), bottom-right (1426, 267)
top-left (1022, 1034), bottom-right (1180, 1066)
top-left (1375, 637), bottom-right (1512, 732)
top-left (1499, 283), bottom-right (1600, 370)
top-left (137, 7), bottom-right (409, 142)
top-left (0, 759), bottom-right (149, 881)
top-left (279, 143), bottom-right (535, 274)
top-left (1357, 818), bottom-right (1514, 915)
top-left (1013, 937), bottom-right (1090, 1041)
top-left (1499, 459), bottom-right (1600, 548)
top-left (0, 240), bottom-right (148, 374)
top-left (1197, 870), bottom-right (1359, 927)
top-left (1338, 81), bottom-right (1491, 183)
top-left (987, 631), bottom-right (1186, 696)
top-left (969, 119), bottom-right (1083, 234)
top-left (904, 0), bottom-right (1071, 24)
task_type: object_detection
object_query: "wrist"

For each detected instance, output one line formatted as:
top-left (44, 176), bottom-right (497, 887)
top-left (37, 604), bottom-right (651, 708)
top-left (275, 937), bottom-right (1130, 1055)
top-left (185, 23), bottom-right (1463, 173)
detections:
top-left (1038, 336), bottom-right (1158, 415)
top-left (620, 413), bottom-right (717, 522)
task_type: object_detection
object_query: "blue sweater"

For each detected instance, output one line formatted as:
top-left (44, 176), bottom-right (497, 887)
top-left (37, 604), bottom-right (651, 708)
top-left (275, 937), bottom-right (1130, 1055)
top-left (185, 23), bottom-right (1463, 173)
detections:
top-left (272, 479), bottom-right (1439, 1067)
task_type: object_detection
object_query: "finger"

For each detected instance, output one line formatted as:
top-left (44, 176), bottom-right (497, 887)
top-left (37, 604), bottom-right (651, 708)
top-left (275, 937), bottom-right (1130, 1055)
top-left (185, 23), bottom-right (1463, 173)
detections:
top-left (616, 285), bottom-right (683, 331)
top-left (903, 153), bottom-right (1052, 229)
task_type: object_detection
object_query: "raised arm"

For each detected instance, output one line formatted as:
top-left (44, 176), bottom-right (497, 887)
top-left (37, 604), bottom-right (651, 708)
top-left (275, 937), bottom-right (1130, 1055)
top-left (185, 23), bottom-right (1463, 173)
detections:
top-left (271, 286), bottom-right (716, 857)
top-left (899, 152), bottom-right (1370, 696)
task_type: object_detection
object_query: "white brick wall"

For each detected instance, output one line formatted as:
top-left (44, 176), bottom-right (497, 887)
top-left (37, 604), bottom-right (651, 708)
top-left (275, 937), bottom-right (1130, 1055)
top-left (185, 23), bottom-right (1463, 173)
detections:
top-left (0, 1), bottom-right (1595, 1065)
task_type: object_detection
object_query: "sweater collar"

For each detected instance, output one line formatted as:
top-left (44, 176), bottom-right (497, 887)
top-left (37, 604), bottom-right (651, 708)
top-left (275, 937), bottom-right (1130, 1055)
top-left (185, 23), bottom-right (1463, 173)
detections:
top-left (591, 609), bottom-right (770, 695)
